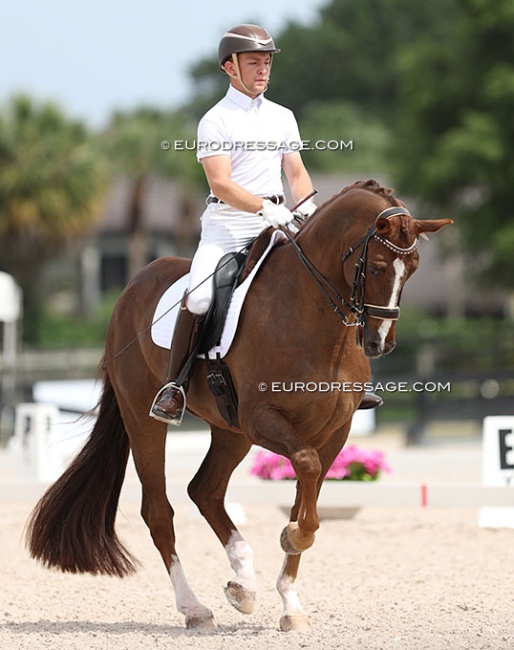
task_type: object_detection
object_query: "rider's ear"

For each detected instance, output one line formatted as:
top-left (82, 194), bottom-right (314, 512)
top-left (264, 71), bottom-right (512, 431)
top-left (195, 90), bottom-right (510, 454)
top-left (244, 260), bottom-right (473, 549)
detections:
top-left (222, 59), bottom-right (237, 78)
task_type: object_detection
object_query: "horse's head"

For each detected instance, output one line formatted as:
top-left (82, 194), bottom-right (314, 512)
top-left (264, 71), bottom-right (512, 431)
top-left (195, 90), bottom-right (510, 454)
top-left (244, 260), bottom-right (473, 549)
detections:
top-left (294, 180), bottom-right (453, 358)
top-left (342, 202), bottom-right (453, 358)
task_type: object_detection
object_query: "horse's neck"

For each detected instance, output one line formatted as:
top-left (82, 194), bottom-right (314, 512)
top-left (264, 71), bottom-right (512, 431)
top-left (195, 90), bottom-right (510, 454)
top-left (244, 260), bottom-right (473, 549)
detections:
top-left (267, 241), bottom-right (357, 353)
top-left (294, 209), bottom-right (360, 295)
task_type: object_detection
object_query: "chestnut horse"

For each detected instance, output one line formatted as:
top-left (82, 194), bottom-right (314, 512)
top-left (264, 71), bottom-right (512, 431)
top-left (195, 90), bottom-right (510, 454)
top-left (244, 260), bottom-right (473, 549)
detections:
top-left (26, 180), bottom-right (452, 631)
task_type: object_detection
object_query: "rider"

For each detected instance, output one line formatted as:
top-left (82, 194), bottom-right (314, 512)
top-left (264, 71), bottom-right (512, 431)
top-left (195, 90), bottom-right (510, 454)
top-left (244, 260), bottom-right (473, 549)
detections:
top-left (150, 24), bottom-right (380, 425)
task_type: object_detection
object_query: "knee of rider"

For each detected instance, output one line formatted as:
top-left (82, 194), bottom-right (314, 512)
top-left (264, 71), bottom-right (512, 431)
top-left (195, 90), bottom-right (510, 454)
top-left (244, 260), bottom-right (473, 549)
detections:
top-left (186, 292), bottom-right (211, 316)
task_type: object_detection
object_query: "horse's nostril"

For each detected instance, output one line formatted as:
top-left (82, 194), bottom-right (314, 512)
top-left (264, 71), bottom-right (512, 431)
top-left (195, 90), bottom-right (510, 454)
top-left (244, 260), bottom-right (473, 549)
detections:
top-left (364, 340), bottom-right (382, 358)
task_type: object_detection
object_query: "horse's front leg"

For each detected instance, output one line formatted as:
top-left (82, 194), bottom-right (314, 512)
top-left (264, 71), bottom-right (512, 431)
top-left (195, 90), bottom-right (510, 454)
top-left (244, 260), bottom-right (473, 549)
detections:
top-left (276, 482), bottom-right (311, 632)
top-left (187, 425), bottom-right (257, 615)
top-left (277, 552), bottom-right (311, 631)
top-left (276, 422), bottom-right (353, 631)
top-left (251, 411), bottom-right (322, 555)
top-left (279, 446), bottom-right (322, 555)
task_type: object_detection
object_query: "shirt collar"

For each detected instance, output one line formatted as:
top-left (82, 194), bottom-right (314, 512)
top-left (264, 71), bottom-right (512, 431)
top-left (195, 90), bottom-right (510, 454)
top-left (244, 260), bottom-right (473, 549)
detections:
top-left (226, 84), bottom-right (264, 110)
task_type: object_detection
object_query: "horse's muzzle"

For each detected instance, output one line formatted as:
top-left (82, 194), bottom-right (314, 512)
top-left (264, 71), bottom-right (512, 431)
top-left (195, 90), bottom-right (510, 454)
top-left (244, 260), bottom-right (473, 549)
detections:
top-left (362, 333), bottom-right (396, 358)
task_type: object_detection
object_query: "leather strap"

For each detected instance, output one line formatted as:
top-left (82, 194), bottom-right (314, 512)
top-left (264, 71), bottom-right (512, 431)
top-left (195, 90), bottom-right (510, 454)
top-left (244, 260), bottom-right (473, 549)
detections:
top-left (207, 194), bottom-right (285, 205)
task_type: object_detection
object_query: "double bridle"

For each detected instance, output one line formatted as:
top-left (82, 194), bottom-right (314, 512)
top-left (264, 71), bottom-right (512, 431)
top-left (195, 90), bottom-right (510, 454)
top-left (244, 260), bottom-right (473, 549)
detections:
top-left (285, 206), bottom-right (418, 328)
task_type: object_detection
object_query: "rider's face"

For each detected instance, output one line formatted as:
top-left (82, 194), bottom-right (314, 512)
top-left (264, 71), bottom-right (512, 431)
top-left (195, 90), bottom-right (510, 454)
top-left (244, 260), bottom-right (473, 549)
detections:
top-left (224, 52), bottom-right (272, 97)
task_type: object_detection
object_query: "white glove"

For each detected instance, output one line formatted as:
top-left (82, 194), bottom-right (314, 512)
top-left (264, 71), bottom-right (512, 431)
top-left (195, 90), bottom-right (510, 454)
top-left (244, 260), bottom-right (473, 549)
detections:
top-left (257, 199), bottom-right (295, 228)
top-left (294, 198), bottom-right (317, 219)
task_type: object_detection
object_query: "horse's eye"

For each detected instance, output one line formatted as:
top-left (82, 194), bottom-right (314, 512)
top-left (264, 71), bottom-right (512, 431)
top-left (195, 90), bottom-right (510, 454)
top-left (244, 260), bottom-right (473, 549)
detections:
top-left (369, 264), bottom-right (380, 276)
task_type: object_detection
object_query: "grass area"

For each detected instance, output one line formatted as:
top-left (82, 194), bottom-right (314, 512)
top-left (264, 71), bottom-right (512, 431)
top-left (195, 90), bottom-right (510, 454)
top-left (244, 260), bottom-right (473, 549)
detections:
top-left (38, 292), bottom-right (120, 347)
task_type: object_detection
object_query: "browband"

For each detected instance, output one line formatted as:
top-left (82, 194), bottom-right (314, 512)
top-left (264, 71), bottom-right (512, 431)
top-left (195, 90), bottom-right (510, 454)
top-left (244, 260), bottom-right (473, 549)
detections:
top-left (375, 206), bottom-right (411, 220)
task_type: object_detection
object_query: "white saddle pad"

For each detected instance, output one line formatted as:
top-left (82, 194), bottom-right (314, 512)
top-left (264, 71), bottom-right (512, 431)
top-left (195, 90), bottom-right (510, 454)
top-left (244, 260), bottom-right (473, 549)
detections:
top-left (151, 230), bottom-right (285, 359)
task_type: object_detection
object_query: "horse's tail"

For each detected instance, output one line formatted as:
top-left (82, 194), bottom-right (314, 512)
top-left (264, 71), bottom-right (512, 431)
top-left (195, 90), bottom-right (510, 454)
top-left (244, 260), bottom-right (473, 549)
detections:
top-left (25, 369), bottom-right (137, 577)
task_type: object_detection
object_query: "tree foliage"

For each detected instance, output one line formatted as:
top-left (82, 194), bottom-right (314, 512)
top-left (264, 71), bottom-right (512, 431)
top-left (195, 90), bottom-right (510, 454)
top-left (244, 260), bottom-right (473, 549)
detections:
top-left (101, 107), bottom-right (204, 278)
top-left (102, 107), bottom-right (201, 185)
top-left (0, 95), bottom-right (108, 340)
top-left (299, 101), bottom-right (391, 173)
top-left (392, 0), bottom-right (514, 287)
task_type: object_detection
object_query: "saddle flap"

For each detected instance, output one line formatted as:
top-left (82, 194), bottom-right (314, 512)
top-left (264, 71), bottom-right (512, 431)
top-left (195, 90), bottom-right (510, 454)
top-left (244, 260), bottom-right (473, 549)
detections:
top-left (151, 229), bottom-right (286, 358)
top-left (197, 251), bottom-right (247, 354)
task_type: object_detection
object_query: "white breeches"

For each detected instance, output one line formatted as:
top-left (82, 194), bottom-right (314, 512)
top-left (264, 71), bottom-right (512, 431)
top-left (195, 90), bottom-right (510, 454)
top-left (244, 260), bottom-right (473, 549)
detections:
top-left (186, 203), bottom-right (269, 315)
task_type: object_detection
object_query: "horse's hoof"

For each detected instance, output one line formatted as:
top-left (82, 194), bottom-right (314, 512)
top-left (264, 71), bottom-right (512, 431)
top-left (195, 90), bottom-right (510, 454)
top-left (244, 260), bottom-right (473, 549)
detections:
top-left (224, 581), bottom-right (256, 614)
top-left (280, 523), bottom-right (302, 555)
top-left (280, 614), bottom-right (311, 632)
top-left (185, 611), bottom-right (217, 629)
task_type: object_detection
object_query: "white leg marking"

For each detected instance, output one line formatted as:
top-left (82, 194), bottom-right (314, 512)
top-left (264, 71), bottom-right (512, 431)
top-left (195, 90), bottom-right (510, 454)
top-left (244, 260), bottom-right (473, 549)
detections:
top-left (225, 531), bottom-right (257, 592)
top-left (276, 556), bottom-right (307, 618)
top-left (377, 258), bottom-right (405, 347)
top-left (169, 555), bottom-right (211, 618)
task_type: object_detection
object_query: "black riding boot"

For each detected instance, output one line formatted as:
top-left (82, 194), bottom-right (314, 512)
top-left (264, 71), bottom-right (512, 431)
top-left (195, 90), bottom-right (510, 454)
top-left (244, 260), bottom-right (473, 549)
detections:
top-left (149, 300), bottom-right (204, 425)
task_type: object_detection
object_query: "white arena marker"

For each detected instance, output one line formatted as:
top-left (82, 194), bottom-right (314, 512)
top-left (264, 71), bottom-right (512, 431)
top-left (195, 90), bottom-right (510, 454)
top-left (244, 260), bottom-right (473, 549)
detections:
top-left (11, 403), bottom-right (60, 481)
top-left (9, 401), bottom-right (95, 482)
top-left (478, 416), bottom-right (514, 528)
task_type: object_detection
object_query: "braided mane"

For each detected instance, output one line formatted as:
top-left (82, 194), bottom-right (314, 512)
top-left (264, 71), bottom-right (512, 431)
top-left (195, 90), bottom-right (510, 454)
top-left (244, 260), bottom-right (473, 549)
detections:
top-left (342, 179), bottom-right (396, 200)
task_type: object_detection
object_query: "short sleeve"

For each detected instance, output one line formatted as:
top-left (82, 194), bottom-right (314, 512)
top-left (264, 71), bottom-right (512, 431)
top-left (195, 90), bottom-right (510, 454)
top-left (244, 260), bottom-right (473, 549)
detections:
top-left (196, 115), bottom-right (231, 161)
top-left (281, 110), bottom-right (303, 155)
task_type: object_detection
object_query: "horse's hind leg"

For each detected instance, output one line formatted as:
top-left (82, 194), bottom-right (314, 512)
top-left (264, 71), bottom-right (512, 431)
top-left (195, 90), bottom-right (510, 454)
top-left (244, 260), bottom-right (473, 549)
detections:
top-left (187, 425), bottom-right (256, 615)
top-left (121, 407), bottom-right (215, 628)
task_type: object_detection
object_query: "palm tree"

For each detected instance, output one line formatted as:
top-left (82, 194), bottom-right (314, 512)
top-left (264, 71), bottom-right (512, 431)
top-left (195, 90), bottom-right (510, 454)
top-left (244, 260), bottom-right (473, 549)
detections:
top-left (0, 94), bottom-right (108, 341)
top-left (102, 107), bottom-right (203, 281)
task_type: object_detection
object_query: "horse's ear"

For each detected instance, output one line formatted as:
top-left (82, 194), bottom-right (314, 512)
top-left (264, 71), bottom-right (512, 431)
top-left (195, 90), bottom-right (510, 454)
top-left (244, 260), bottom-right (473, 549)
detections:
top-left (414, 218), bottom-right (453, 236)
top-left (375, 216), bottom-right (391, 234)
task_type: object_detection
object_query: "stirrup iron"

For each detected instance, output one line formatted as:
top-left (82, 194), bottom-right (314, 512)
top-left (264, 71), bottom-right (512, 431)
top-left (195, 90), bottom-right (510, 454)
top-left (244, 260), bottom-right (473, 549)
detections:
top-left (149, 382), bottom-right (187, 426)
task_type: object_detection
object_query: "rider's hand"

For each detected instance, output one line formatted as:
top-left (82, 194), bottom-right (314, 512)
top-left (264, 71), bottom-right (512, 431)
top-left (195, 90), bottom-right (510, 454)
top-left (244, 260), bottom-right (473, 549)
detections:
top-left (294, 198), bottom-right (317, 219)
top-left (257, 199), bottom-right (295, 229)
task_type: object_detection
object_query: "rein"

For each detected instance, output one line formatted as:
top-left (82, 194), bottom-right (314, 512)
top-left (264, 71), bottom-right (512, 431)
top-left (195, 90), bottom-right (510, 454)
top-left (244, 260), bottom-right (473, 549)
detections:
top-left (284, 206), bottom-right (418, 327)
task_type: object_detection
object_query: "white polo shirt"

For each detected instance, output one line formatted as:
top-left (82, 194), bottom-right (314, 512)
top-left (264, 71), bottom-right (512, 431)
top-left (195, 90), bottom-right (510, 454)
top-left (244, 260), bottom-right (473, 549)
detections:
top-left (197, 85), bottom-right (302, 196)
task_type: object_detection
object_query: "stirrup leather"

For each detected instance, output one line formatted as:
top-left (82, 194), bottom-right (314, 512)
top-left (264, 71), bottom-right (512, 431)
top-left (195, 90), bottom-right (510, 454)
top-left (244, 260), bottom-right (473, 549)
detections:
top-left (149, 382), bottom-right (187, 426)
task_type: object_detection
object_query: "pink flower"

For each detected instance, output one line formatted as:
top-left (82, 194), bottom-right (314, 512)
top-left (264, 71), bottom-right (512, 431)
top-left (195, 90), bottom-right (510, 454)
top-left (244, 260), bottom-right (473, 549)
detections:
top-left (250, 446), bottom-right (391, 481)
top-left (249, 450), bottom-right (296, 480)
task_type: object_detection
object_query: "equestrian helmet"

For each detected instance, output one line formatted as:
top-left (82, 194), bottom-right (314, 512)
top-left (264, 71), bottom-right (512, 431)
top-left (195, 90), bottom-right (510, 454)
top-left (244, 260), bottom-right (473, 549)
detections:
top-left (218, 24), bottom-right (280, 69)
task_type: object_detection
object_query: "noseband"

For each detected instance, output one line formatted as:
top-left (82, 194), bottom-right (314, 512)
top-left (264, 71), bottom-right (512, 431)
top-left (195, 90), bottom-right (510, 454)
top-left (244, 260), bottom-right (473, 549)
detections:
top-left (285, 206), bottom-right (418, 327)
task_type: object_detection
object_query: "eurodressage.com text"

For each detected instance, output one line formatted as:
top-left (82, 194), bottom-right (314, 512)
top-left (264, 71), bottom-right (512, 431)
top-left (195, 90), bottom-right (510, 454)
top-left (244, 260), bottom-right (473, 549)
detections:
top-left (162, 140), bottom-right (354, 152)
top-left (257, 381), bottom-right (452, 393)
